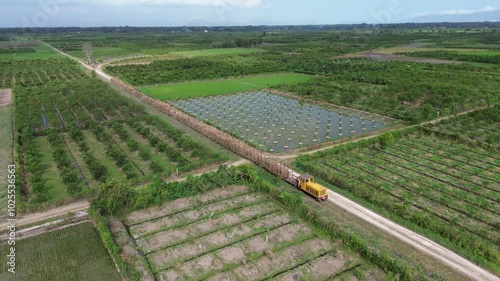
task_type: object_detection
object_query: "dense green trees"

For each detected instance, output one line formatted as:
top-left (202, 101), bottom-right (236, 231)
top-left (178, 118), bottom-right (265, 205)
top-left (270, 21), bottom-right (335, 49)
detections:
top-left (399, 50), bottom-right (500, 64)
top-left (277, 60), bottom-right (500, 123)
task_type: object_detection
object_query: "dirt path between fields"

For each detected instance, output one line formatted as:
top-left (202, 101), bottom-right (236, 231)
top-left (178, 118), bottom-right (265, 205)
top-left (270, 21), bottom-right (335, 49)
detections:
top-left (43, 43), bottom-right (499, 281)
top-left (0, 201), bottom-right (90, 230)
top-left (0, 158), bottom-right (250, 229)
top-left (0, 89), bottom-right (12, 106)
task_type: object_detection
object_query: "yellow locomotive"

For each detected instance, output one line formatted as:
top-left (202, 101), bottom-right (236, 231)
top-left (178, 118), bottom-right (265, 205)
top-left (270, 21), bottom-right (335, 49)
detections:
top-left (296, 174), bottom-right (329, 202)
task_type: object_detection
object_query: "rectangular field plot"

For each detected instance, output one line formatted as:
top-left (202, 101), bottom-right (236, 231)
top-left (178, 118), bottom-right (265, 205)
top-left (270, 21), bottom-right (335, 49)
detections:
top-left (296, 132), bottom-right (500, 268)
top-left (115, 185), bottom-right (366, 281)
top-left (171, 91), bottom-right (396, 153)
top-left (0, 222), bottom-right (120, 281)
top-left (140, 73), bottom-right (312, 100)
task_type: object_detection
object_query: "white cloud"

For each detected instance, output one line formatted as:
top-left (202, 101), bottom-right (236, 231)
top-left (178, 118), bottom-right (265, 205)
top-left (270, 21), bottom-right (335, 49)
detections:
top-left (412, 6), bottom-right (498, 17)
top-left (81, 0), bottom-right (262, 8)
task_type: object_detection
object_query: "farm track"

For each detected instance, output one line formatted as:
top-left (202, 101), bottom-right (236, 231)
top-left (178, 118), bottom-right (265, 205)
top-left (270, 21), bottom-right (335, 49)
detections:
top-left (0, 201), bottom-right (90, 231)
top-left (46, 43), bottom-right (500, 281)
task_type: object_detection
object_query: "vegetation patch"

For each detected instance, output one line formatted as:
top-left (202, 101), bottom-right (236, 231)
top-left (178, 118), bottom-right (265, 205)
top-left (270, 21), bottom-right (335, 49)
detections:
top-left (139, 73), bottom-right (312, 100)
top-left (0, 44), bottom-right (62, 60)
top-left (424, 105), bottom-right (499, 150)
top-left (0, 222), bottom-right (121, 281)
top-left (100, 182), bottom-right (372, 280)
top-left (398, 50), bottom-right (500, 64)
top-left (9, 60), bottom-right (228, 211)
top-left (295, 128), bottom-right (500, 272)
top-left (276, 60), bottom-right (500, 123)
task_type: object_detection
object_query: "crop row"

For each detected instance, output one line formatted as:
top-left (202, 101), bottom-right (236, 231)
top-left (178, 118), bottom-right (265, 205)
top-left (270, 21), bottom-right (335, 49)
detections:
top-left (14, 78), bottom-right (146, 135)
top-left (398, 50), bottom-right (500, 64)
top-left (121, 185), bottom-right (352, 281)
top-left (425, 105), bottom-right (499, 151)
top-left (295, 131), bottom-right (499, 268)
top-left (0, 58), bottom-right (84, 88)
top-left (1, 222), bottom-right (121, 280)
top-left (94, 165), bottom-right (426, 280)
top-left (46, 130), bottom-right (86, 194)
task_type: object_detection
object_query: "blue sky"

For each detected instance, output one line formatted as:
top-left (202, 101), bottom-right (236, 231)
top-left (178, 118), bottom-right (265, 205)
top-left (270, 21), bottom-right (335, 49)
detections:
top-left (1, 0), bottom-right (498, 27)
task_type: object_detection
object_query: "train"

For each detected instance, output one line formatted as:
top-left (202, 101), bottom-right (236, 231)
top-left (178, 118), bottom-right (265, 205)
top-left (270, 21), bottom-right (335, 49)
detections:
top-left (290, 173), bottom-right (329, 202)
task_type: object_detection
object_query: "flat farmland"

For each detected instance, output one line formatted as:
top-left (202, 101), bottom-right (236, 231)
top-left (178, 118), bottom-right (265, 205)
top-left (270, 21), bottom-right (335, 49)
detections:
top-left (425, 105), bottom-right (499, 150)
top-left (139, 73), bottom-right (312, 100)
top-left (398, 50), bottom-right (500, 64)
top-left (68, 47), bottom-right (144, 63)
top-left (0, 222), bottom-right (120, 281)
top-left (112, 185), bottom-right (381, 281)
top-left (9, 59), bottom-right (229, 206)
top-left (0, 58), bottom-right (85, 88)
top-left (295, 131), bottom-right (500, 271)
top-left (171, 91), bottom-right (397, 152)
top-left (0, 43), bottom-right (62, 60)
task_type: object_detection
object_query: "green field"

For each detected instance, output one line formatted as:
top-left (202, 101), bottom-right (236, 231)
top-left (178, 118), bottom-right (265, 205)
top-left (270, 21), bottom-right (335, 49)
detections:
top-left (139, 73), bottom-right (312, 100)
top-left (68, 47), bottom-right (144, 63)
top-left (0, 222), bottom-right (120, 281)
top-left (0, 45), bottom-right (61, 60)
top-left (171, 47), bottom-right (264, 58)
top-left (36, 137), bottom-right (68, 202)
top-left (460, 51), bottom-right (500, 56)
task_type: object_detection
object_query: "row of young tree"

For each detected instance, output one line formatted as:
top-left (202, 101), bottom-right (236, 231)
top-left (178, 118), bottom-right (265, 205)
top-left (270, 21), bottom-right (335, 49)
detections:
top-left (399, 51), bottom-right (500, 64)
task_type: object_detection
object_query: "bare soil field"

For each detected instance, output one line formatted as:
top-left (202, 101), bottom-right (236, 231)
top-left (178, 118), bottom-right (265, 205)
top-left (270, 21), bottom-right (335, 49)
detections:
top-left (0, 89), bottom-right (12, 106)
top-left (114, 185), bottom-right (381, 281)
top-left (352, 52), bottom-right (460, 64)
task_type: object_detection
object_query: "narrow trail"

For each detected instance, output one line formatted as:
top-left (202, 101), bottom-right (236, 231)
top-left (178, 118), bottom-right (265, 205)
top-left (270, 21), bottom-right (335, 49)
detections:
top-left (41, 42), bottom-right (500, 281)
top-left (2, 159), bottom-right (250, 230)
top-left (0, 201), bottom-right (90, 230)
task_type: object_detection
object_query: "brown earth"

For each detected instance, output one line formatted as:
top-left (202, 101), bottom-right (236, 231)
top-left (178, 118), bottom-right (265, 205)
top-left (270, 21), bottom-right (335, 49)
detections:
top-left (125, 185), bottom-right (249, 225)
top-left (129, 192), bottom-right (260, 238)
top-left (0, 89), bottom-right (12, 106)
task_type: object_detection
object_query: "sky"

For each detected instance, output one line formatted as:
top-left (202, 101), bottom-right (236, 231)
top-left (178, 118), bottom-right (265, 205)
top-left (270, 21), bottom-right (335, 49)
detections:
top-left (0, 0), bottom-right (498, 27)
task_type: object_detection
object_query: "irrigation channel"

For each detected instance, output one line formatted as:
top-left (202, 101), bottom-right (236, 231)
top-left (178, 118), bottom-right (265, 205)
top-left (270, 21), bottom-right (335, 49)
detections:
top-left (47, 43), bottom-right (499, 281)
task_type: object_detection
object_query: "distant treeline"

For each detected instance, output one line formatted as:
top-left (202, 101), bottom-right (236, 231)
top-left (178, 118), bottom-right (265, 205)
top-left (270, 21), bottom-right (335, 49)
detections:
top-left (1, 22), bottom-right (499, 34)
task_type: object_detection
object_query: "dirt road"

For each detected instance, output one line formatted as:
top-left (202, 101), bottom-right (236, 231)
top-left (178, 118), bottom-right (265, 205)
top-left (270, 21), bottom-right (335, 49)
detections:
top-left (0, 201), bottom-right (90, 230)
top-left (327, 190), bottom-right (499, 281)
